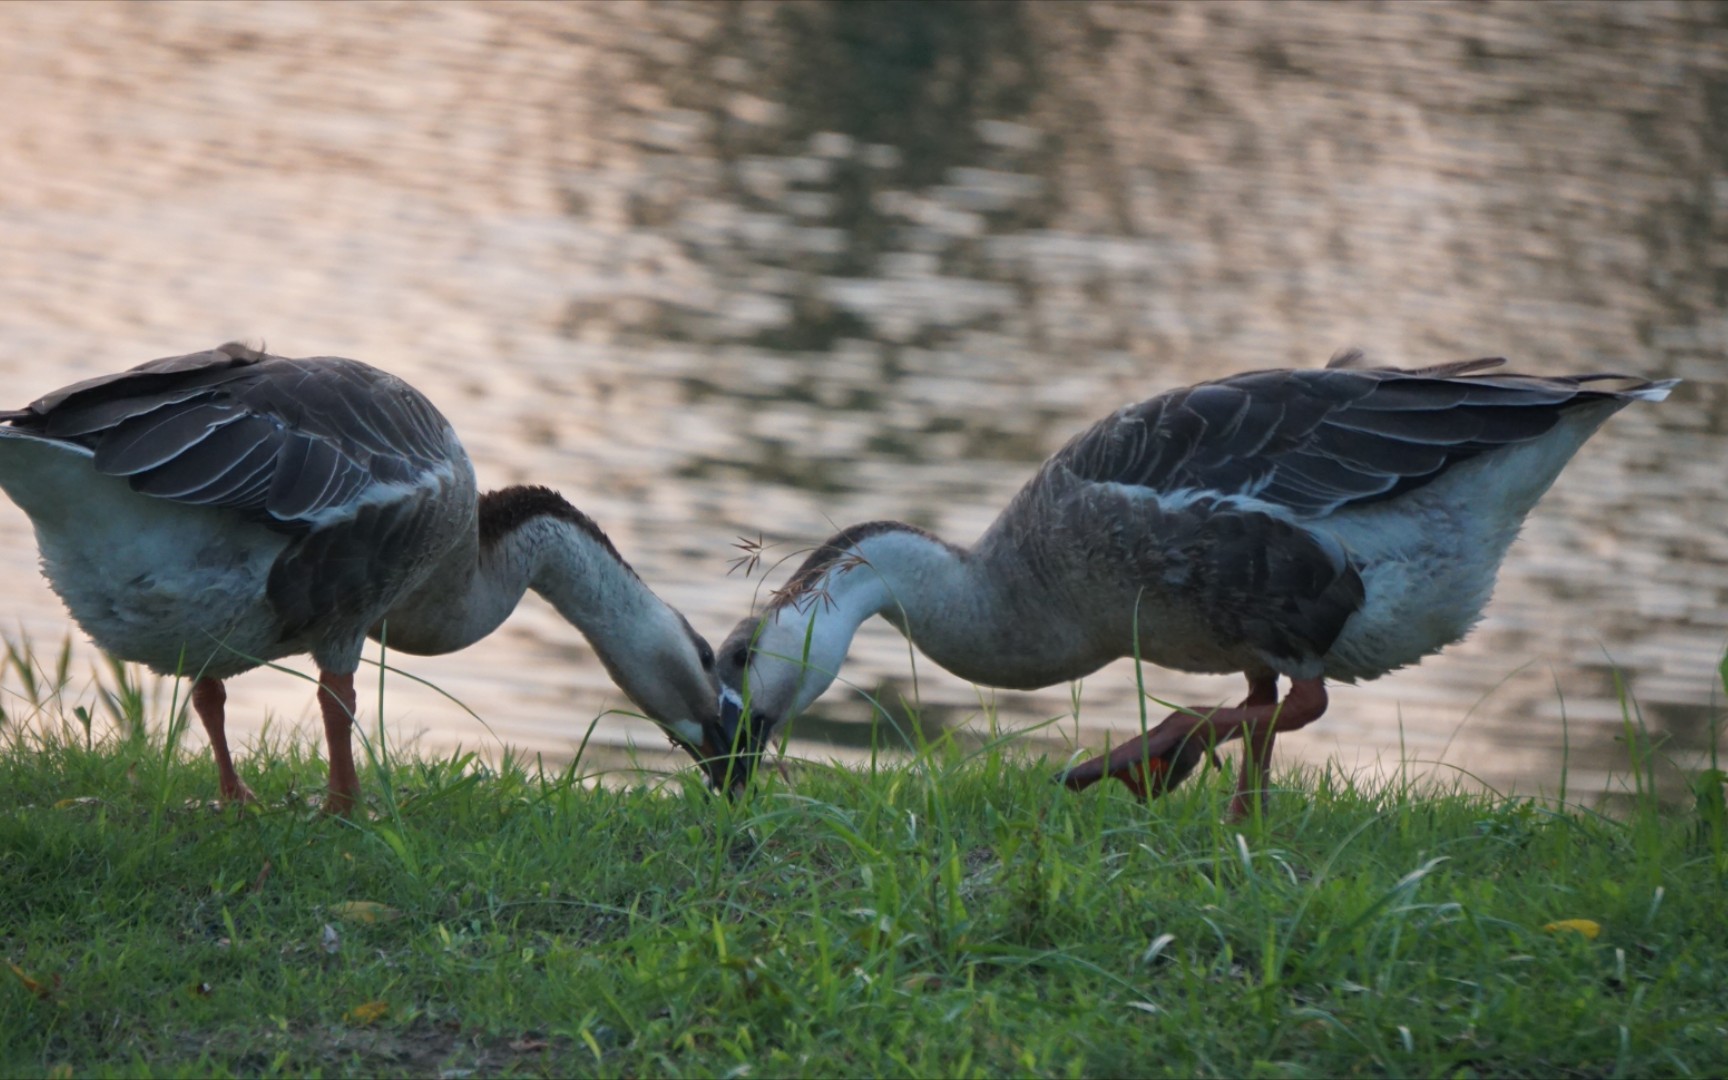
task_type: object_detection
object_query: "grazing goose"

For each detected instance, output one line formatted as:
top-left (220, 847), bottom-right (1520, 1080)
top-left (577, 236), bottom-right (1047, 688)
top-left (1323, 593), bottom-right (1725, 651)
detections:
top-left (0, 343), bottom-right (727, 813)
top-left (711, 355), bottom-right (1676, 815)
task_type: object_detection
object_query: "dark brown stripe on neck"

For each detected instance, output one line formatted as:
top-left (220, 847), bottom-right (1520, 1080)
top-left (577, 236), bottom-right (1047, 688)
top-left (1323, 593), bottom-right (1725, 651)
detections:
top-left (770, 520), bottom-right (948, 610)
top-left (477, 485), bottom-right (638, 579)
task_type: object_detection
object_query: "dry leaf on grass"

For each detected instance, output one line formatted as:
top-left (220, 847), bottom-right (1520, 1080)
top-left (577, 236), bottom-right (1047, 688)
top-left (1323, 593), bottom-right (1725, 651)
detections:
top-left (346, 1000), bottom-right (389, 1025)
top-left (7, 960), bottom-right (58, 1000)
top-left (330, 900), bottom-right (402, 924)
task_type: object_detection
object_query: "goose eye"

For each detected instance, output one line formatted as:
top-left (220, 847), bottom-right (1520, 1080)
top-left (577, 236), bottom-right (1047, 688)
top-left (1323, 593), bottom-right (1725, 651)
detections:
top-left (696, 640), bottom-right (715, 670)
top-left (729, 645), bottom-right (751, 669)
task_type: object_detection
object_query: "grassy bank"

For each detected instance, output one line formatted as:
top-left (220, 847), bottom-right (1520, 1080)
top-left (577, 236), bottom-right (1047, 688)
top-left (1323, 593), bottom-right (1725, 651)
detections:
top-left (2, 661), bottom-right (1725, 1077)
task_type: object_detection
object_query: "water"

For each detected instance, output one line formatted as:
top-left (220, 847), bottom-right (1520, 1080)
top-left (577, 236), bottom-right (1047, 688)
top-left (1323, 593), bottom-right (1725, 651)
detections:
top-left (1, 2), bottom-right (1724, 799)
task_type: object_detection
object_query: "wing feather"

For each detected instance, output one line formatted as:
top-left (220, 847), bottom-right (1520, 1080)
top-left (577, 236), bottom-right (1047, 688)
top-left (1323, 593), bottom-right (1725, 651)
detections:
top-left (42, 385), bottom-right (222, 438)
top-left (4, 344), bottom-right (458, 533)
top-left (129, 416), bottom-right (279, 504)
top-left (267, 433), bottom-right (353, 521)
top-left (1055, 361), bottom-right (1659, 520)
top-left (91, 402), bottom-right (242, 476)
top-left (25, 344), bottom-right (264, 415)
top-left (1323, 407), bottom-right (1486, 444)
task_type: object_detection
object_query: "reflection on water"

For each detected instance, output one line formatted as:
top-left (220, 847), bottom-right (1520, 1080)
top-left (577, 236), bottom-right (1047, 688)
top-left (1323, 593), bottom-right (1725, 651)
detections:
top-left (1, 2), bottom-right (1724, 800)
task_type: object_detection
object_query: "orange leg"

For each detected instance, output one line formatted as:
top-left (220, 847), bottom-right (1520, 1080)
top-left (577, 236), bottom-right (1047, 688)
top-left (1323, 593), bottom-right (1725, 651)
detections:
top-left (1232, 676), bottom-right (1283, 820)
top-left (1058, 674), bottom-right (1274, 798)
top-left (192, 677), bottom-right (256, 804)
top-left (318, 670), bottom-right (361, 816)
top-left (1060, 677), bottom-right (1328, 818)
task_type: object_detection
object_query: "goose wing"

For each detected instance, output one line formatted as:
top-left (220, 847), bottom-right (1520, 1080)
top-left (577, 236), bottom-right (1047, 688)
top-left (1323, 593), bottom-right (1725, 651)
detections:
top-left (6, 343), bottom-right (468, 640)
top-left (1045, 359), bottom-right (1663, 671)
top-left (6, 342), bottom-right (456, 532)
top-left (1059, 360), bottom-right (1659, 520)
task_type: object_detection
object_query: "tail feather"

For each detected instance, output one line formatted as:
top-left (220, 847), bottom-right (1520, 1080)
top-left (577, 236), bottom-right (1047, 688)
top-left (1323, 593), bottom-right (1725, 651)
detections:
top-left (1326, 350), bottom-right (1509, 378)
top-left (1324, 349), bottom-right (1679, 403)
top-left (1623, 378), bottom-right (1680, 403)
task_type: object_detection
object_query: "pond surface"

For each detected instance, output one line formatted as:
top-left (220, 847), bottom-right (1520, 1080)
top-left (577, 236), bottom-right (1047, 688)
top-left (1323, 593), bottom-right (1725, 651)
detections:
top-left (1, 2), bottom-right (1724, 800)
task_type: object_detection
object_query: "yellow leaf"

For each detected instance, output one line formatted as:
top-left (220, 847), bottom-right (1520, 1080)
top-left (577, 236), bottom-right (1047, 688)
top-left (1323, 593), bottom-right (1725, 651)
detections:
top-left (7, 961), bottom-right (54, 999)
top-left (1543, 918), bottom-right (1602, 939)
top-left (346, 1000), bottom-right (389, 1025)
top-left (329, 901), bottom-right (401, 925)
top-left (8, 963), bottom-right (45, 996)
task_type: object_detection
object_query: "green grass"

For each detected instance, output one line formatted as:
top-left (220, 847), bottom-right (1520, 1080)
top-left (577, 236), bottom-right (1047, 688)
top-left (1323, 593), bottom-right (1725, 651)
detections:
top-left (2, 650), bottom-right (1726, 1077)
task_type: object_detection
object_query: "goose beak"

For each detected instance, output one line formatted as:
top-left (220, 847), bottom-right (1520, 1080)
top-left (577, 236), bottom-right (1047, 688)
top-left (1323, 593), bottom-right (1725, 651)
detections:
top-left (702, 685), bottom-right (768, 795)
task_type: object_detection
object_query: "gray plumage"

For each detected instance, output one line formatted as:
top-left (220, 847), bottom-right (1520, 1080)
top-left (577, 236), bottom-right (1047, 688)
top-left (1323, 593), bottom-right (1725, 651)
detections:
top-left (1004, 358), bottom-right (1668, 679)
top-left (26, 343), bottom-right (452, 528)
top-left (713, 357), bottom-right (1677, 803)
top-left (1, 342), bottom-right (724, 810)
top-left (4, 343), bottom-right (466, 673)
top-left (1043, 357), bottom-right (1620, 524)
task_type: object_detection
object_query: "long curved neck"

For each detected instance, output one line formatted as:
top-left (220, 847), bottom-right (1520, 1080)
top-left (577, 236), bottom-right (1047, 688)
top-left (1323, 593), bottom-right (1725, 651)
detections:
top-left (375, 487), bottom-right (664, 662)
top-left (761, 522), bottom-right (1097, 719)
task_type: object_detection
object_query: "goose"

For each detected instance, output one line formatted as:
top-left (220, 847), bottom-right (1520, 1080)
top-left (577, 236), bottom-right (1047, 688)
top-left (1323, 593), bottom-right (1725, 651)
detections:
top-left (709, 354), bottom-right (1677, 815)
top-left (0, 342), bottom-right (728, 813)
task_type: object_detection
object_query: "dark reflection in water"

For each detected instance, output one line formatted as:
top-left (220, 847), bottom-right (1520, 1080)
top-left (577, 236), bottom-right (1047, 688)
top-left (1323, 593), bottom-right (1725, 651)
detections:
top-left (0, 1), bottom-right (1723, 801)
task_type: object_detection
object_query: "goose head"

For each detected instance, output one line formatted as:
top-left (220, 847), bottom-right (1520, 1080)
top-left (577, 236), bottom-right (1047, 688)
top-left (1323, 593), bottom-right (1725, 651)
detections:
top-left (710, 607), bottom-right (833, 792)
top-left (591, 607), bottom-right (731, 786)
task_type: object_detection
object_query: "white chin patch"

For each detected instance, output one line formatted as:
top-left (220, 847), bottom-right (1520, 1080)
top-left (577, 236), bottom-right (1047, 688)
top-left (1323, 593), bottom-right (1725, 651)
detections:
top-left (719, 686), bottom-right (744, 711)
top-left (667, 719), bottom-right (706, 746)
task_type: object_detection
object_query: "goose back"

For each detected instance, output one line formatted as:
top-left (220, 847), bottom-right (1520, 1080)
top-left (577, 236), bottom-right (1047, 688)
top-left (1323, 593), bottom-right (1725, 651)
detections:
top-left (1041, 362), bottom-right (1655, 521)
top-left (982, 363), bottom-right (1672, 681)
top-left (14, 343), bottom-right (457, 529)
top-left (2, 343), bottom-right (475, 674)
